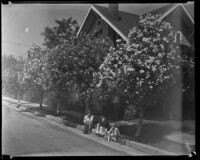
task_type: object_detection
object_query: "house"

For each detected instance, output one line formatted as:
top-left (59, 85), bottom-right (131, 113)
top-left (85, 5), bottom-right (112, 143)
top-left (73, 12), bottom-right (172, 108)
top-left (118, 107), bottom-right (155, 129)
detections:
top-left (77, 3), bottom-right (194, 50)
top-left (77, 3), bottom-right (195, 120)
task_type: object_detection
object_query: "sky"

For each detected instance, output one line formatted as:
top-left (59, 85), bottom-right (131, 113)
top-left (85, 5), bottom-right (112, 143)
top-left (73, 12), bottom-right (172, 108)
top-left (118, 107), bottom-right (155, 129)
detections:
top-left (2, 2), bottom-right (193, 58)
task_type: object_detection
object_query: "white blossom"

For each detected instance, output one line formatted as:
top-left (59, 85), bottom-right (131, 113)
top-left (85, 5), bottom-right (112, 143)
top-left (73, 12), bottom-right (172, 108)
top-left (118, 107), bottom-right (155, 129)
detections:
top-left (116, 39), bottom-right (121, 43)
top-left (160, 44), bottom-right (164, 50)
top-left (140, 70), bottom-right (144, 73)
top-left (142, 37), bottom-right (151, 43)
top-left (158, 53), bottom-right (162, 58)
top-left (118, 60), bottom-right (122, 65)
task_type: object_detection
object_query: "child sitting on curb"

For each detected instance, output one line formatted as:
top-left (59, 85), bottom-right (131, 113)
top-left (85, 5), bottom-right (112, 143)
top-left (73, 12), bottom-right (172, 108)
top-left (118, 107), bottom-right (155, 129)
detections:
top-left (92, 116), bottom-right (109, 137)
top-left (105, 123), bottom-right (120, 142)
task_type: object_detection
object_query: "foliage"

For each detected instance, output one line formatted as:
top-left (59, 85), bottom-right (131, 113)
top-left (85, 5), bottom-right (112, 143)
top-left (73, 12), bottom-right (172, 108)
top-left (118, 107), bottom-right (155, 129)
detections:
top-left (94, 14), bottom-right (194, 117)
top-left (23, 44), bottom-right (49, 91)
top-left (2, 54), bottom-right (18, 97)
top-left (2, 54), bottom-right (26, 98)
top-left (27, 17), bottom-right (80, 109)
top-left (41, 17), bottom-right (79, 49)
top-left (45, 33), bottom-right (112, 104)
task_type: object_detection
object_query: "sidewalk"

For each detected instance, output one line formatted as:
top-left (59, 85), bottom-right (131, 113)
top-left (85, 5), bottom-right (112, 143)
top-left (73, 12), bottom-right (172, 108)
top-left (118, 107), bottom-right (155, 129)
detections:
top-left (2, 96), bottom-right (187, 155)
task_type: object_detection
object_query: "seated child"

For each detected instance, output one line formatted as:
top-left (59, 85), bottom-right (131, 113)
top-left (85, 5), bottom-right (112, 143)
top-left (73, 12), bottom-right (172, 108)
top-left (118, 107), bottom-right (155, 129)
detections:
top-left (94, 116), bottom-right (109, 136)
top-left (105, 123), bottom-right (120, 142)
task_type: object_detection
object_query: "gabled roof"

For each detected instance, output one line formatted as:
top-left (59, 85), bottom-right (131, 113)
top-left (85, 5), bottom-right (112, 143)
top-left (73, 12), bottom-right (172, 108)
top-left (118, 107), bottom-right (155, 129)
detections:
top-left (93, 5), bottom-right (139, 38)
top-left (147, 3), bottom-right (194, 24)
top-left (184, 3), bottom-right (194, 19)
top-left (77, 4), bottom-right (139, 41)
top-left (144, 4), bottom-right (175, 16)
top-left (77, 3), bottom-right (194, 45)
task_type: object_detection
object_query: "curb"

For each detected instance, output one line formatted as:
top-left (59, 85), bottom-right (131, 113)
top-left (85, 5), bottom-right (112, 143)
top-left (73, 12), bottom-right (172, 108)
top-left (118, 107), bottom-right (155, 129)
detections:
top-left (45, 115), bottom-right (64, 124)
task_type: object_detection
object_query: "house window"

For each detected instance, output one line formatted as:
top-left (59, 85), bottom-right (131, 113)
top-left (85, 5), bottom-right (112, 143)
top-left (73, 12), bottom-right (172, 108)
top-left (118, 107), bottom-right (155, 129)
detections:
top-left (96, 19), bottom-right (102, 26)
top-left (175, 31), bottom-right (182, 43)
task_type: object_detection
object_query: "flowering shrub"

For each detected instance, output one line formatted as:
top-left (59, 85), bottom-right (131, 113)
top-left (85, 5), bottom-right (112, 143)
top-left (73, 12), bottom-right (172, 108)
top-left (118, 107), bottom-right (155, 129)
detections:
top-left (22, 44), bottom-right (50, 107)
top-left (23, 45), bottom-right (49, 91)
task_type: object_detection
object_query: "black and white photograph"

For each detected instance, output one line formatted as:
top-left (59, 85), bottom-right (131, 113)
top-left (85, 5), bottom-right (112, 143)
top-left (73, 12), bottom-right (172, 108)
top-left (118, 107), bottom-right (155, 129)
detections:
top-left (2, 2), bottom-right (195, 156)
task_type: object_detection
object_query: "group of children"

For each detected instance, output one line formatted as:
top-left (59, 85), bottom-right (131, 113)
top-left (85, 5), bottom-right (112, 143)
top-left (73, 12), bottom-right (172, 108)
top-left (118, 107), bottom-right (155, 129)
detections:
top-left (83, 111), bottom-right (120, 142)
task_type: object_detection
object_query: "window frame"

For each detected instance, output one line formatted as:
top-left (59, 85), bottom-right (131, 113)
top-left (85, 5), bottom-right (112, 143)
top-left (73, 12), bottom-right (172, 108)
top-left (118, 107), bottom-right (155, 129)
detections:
top-left (175, 31), bottom-right (182, 43)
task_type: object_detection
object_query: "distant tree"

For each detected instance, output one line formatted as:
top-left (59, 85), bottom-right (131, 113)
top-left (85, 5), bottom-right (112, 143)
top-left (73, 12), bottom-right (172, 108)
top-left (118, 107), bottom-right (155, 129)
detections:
top-left (16, 56), bottom-right (26, 106)
top-left (2, 54), bottom-right (19, 97)
top-left (41, 17), bottom-right (79, 49)
top-left (2, 54), bottom-right (26, 106)
top-left (95, 14), bottom-right (194, 136)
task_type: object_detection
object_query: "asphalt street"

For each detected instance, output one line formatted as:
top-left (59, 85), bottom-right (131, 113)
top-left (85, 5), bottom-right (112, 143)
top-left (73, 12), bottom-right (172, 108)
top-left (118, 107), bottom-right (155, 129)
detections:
top-left (2, 101), bottom-right (140, 156)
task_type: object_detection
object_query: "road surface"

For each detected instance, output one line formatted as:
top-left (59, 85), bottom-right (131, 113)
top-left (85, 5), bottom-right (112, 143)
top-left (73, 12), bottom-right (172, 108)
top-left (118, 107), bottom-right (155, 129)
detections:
top-left (2, 102), bottom-right (140, 156)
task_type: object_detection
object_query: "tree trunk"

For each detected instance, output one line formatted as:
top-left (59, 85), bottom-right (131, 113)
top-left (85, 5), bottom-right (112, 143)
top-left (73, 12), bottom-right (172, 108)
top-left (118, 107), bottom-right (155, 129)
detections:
top-left (113, 95), bottom-right (120, 120)
top-left (56, 95), bottom-right (61, 115)
top-left (39, 91), bottom-right (45, 109)
top-left (56, 101), bottom-right (60, 115)
top-left (17, 86), bottom-right (22, 108)
top-left (135, 105), bottom-right (145, 137)
top-left (115, 100), bottom-right (121, 120)
top-left (85, 97), bottom-right (89, 114)
top-left (17, 92), bottom-right (21, 108)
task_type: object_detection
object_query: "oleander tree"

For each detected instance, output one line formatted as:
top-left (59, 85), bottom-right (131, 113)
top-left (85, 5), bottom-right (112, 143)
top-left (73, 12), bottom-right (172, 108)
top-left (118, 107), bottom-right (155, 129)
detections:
top-left (45, 33), bottom-right (112, 114)
top-left (94, 14), bottom-right (194, 136)
top-left (23, 44), bottom-right (49, 108)
top-left (40, 17), bottom-right (80, 113)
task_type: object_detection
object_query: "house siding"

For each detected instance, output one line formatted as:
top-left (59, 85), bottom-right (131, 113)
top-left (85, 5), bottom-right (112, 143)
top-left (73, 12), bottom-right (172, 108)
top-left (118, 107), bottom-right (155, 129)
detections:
top-left (163, 6), bottom-right (194, 48)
